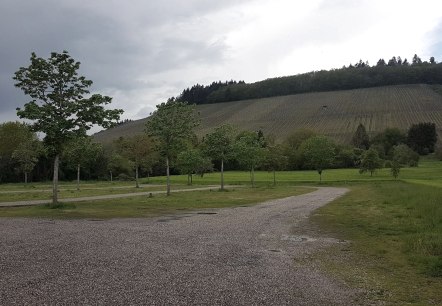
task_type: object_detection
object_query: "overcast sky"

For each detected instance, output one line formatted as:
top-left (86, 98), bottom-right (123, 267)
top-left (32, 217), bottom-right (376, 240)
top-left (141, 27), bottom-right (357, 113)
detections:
top-left (1, 0), bottom-right (442, 128)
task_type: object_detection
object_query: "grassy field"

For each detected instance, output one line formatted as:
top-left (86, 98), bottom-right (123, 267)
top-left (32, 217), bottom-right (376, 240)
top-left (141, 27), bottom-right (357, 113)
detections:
top-left (94, 84), bottom-right (442, 144)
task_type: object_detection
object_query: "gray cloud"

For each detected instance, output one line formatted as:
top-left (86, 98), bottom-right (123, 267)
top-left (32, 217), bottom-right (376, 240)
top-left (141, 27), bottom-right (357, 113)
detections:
top-left (0, 0), bottom-right (253, 117)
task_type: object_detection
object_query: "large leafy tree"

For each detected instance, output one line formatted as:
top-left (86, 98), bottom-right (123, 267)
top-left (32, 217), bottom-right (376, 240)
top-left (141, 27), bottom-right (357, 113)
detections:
top-left (300, 136), bottom-right (336, 182)
top-left (407, 122), bottom-right (437, 155)
top-left (203, 125), bottom-right (236, 191)
top-left (14, 51), bottom-right (123, 204)
top-left (145, 101), bottom-right (199, 195)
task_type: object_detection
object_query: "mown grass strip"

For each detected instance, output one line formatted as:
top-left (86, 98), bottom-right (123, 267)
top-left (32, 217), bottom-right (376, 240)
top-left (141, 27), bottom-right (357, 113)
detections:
top-left (0, 185), bottom-right (310, 219)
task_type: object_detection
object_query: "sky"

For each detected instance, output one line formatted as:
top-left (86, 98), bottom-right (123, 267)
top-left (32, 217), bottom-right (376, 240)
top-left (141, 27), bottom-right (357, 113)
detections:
top-left (1, 0), bottom-right (442, 130)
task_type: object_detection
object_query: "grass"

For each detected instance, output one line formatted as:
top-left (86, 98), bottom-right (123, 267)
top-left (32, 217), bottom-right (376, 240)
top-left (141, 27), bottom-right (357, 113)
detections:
top-left (0, 185), bottom-right (310, 219)
top-left (0, 183), bottom-right (196, 202)
top-left (312, 181), bottom-right (442, 305)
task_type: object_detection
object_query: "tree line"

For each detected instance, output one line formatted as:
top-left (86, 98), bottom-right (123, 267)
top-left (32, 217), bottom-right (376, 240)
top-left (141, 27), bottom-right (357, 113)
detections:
top-left (171, 55), bottom-right (441, 104)
top-left (1, 117), bottom-right (437, 188)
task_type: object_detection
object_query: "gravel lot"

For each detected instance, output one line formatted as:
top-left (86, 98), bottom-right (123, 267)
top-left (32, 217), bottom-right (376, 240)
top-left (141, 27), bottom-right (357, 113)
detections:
top-left (0, 187), bottom-right (363, 305)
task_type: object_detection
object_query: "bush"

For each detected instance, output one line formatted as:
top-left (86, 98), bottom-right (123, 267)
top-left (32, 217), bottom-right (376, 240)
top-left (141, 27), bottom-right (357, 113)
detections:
top-left (117, 173), bottom-right (133, 181)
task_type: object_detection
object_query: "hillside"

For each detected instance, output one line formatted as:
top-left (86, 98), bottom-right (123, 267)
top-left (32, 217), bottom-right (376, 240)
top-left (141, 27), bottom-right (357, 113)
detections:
top-left (93, 84), bottom-right (442, 144)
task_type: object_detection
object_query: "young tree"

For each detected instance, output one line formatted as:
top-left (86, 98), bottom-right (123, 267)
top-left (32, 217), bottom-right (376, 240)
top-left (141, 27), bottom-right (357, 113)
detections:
top-left (11, 139), bottom-right (43, 184)
top-left (359, 148), bottom-right (382, 176)
top-left (390, 158), bottom-right (401, 179)
top-left (262, 144), bottom-right (288, 185)
top-left (145, 101), bottom-right (199, 195)
top-left (299, 136), bottom-right (335, 182)
top-left (176, 148), bottom-right (212, 185)
top-left (0, 122), bottom-right (38, 182)
top-left (14, 51), bottom-right (122, 205)
top-left (203, 125), bottom-right (236, 191)
top-left (106, 151), bottom-right (132, 182)
top-left (351, 123), bottom-right (370, 149)
top-left (233, 131), bottom-right (266, 187)
top-left (63, 137), bottom-right (102, 190)
top-left (116, 135), bottom-right (157, 188)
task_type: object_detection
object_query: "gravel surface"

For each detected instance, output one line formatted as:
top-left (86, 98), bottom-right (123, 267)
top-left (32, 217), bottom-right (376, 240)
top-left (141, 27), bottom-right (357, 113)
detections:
top-left (0, 187), bottom-right (363, 305)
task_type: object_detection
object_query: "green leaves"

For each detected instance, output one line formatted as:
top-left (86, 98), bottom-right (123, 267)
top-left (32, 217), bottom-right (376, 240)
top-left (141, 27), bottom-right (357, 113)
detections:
top-left (145, 101), bottom-right (200, 157)
top-left (13, 51), bottom-right (123, 153)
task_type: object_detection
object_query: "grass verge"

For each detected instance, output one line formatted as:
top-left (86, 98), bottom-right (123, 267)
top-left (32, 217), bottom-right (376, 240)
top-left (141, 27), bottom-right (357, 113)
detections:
top-left (0, 185), bottom-right (310, 219)
top-left (312, 181), bottom-right (442, 305)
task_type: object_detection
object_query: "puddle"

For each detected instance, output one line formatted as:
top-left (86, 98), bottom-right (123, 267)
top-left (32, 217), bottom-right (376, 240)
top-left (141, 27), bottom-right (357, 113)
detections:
top-left (281, 235), bottom-right (315, 242)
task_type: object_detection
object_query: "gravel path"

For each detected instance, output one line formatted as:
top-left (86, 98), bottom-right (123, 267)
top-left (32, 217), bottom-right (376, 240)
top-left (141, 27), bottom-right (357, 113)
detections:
top-left (0, 187), bottom-right (363, 305)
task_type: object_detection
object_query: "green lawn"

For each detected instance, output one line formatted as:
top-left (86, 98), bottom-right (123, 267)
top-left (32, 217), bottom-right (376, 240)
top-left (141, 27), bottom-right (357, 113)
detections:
top-left (0, 185), bottom-right (310, 219)
top-left (313, 181), bottom-right (442, 305)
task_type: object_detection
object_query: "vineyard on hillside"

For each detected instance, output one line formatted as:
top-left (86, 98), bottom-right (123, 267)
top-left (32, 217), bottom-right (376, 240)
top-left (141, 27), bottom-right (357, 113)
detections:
top-left (94, 84), bottom-right (442, 144)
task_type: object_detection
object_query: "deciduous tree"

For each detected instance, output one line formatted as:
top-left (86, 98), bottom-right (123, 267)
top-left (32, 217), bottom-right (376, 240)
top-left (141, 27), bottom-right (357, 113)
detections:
top-left (407, 122), bottom-right (437, 155)
top-left (116, 135), bottom-right (157, 188)
top-left (14, 51), bottom-right (123, 204)
top-left (359, 148), bottom-right (382, 176)
top-left (176, 148), bottom-right (212, 185)
top-left (63, 137), bottom-right (102, 190)
top-left (203, 125), bottom-right (236, 191)
top-left (145, 101), bottom-right (199, 195)
top-left (233, 131), bottom-right (266, 187)
top-left (299, 136), bottom-right (335, 182)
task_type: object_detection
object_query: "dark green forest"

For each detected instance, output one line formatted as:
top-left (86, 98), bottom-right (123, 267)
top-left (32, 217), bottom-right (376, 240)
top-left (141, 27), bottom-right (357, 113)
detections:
top-left (174, 55), bottom-right (442, 104)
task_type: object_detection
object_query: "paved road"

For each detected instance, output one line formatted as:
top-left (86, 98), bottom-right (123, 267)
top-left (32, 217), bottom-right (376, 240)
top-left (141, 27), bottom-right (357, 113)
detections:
top-left (0, 187), bottom-right (363, 305)
top-left (0, 186), bottom-right (221, 207)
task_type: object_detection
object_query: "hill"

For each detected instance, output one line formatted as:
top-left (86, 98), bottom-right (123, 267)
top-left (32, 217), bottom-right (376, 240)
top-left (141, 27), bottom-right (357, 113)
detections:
top-left (93, 84), bottom-right (442, 144)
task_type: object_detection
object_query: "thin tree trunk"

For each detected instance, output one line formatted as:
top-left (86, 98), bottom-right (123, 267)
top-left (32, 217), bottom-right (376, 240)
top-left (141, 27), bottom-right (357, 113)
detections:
top-left (273, 170), bottom-right (276, 186)
top-left (190, 174), bottom-right (193, 185)
top-left (52, 154), bottom-right (59, 205)
top-left (166, 156), bottom-right (171, 196)
top-left (251, 165), bottom-right (255, 187)
top-left (24, 172), bottom-right (28, 184)
top-left (77, 163), bottom-right (80, 191)
top-left (220, 158), bottom-right (224, 191)
top-left (147, 171), bottom-right (150, 183)
top-left (135, 166), bottom-right (139, 188)
top-left (110, 171), bottom-right (113, 182)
